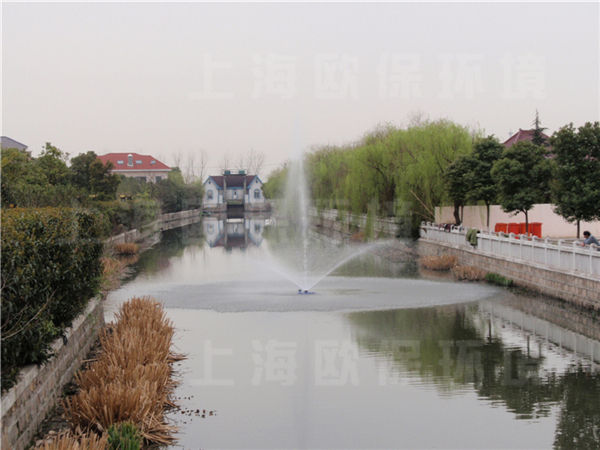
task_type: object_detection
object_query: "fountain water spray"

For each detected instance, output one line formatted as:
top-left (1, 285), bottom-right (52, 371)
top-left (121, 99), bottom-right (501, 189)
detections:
top-left (262, 152), bottom-right (385, 293)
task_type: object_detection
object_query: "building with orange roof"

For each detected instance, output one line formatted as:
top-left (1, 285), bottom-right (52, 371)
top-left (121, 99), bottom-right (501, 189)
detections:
top-left (97, 152), bottom-right (171, 183)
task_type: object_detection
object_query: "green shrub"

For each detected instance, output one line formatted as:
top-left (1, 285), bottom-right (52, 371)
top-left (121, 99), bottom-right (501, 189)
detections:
top-left (107, 422), bottom-right (142, 450)
top-left (1, 208), bottom-right (104, 392)
top-left (485, 272), bottom-right (514, 287)
top-left (93, 199), bottom-right (159, 235)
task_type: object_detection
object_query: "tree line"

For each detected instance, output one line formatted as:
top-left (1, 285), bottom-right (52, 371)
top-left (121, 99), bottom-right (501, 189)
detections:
top-left (1, 144), bottom-right (205, 218)
top-left (263, 117), bottom-right (600, 238)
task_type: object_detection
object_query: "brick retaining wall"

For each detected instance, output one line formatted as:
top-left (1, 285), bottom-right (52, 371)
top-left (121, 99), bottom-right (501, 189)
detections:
top-left (1, 297), bottom-right (104, 450)
top-left (419, 239), bottom-right (600, 311)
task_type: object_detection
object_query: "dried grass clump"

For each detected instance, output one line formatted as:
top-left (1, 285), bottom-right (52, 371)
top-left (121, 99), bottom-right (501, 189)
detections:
top-left (100, 254), bottom-right (139, 293)
top-left (350, 232), bottom-right (365, 242)
top-left (63, 296), bottom-right (185, 447)
top-left (419, 255), bottom-right (458, 271)
top-left (114, 243), bottom-right (139, 255)
top-left (37, 431), bottom-right (107, 450)
top-left (452, 265), bottom-right (486, 281)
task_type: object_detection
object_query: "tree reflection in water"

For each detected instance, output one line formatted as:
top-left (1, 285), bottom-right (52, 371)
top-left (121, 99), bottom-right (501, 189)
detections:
top-left (347, 305), bottom-right (600, 447)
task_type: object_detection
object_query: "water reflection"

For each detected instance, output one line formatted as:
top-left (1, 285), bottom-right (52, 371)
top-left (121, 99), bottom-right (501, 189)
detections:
top-left (347, 304), bottom-right (600, 449)
top-left (107, 219), bottom-right (600, 450)
top-left (203, 212), bottom-right (268, 249)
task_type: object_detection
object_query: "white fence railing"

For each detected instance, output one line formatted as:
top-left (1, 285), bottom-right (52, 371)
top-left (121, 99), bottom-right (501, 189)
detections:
top-left (421, 222), bottom-right (600, 277)
top-left (419, 222), bottom-right (471, 248)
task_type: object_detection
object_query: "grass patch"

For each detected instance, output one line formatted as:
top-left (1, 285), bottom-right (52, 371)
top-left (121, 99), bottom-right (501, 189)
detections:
top-left (485, 272), bottom-right (514, 287)
top-left (452, 265), bottom-right (486, 281)
top-left (107, 422), bottom-right (142, 450)
top-left (419, 255), bottom-right (458, 271)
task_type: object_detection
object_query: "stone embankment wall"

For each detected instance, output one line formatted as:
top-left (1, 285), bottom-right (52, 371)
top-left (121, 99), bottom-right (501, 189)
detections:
top-left (311, 209), bottom-right (397, 239)
top-left (105, 209), bottom-right (201, 245)
top-left (418, 239), bottom-right (600, 311)
top-left (1, 297), bottom-right (104, 450)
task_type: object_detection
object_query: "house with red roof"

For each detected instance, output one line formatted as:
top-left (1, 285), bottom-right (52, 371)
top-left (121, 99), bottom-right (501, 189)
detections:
top-left (203, 170), bottom-right (268, 212)
top-left (97, 153), bottom-right (171, 183)
top-left (503, 129), bottom-right (550, 148)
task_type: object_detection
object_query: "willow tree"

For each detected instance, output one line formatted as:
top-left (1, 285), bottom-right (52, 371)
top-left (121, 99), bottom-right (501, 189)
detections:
top-left (391, 119), bottom-right (477, 230)
top-left (306, 146), bottom-right (351, 211)
top-left (262, 164), bottom-right (289, 199)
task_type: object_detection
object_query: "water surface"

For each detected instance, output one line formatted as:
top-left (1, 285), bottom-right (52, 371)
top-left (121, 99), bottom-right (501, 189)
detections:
top-left (106, 222), bottom-right (600, 450)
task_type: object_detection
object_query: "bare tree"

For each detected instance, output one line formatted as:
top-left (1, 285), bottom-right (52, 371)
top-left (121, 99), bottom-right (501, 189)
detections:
top-left (155, 152), bottom-right (168, 166)
top-left (198, 149), bottom-right (209, 182)
top-left (171, 149), bottom-right (184, 169)
top-left (234, 152), bottom-right (247, 173)
top-left (184, 150), bottom-right (197, 183)
top-left (219, 152), bottom-right (232, 173)
top-left (247, 149), bottom-right (267, 175)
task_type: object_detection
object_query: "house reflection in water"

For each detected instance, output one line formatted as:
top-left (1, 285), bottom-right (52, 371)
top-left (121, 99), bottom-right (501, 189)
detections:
top-left (203, 212), bottom-right (268, 250)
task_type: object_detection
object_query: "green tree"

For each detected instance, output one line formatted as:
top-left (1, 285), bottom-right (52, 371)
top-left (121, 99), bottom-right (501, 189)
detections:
top-left (1, 148), bottom-right (42, 205)
top-left (168, 166), bottom-right (185, 185)
top-left (467, 136), bottom-right (505, 229)
top-left (89, 159), bottom-right (120, 199)
top-left (550, 122), bottom-right (600, 238)
top-left (492, 141), bottom-right (553, 234)
top-left (262, 164), bottom-right (289, 199)
top-left (445, 155), bottom-right (476, 225)
top-left (36, 142), bottom-right (70, 186)
top-left (70, 151), bottom-right (98, 189)
top-left (154, 168), bottom-right (204, 213)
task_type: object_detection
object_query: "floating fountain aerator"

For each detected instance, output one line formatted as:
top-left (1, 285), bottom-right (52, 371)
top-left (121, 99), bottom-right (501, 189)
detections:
top-left (298, 289), bottom-right (315, 295)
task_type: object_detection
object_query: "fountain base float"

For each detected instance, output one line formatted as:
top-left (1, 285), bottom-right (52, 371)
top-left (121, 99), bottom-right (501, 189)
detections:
top-left (298, 289), bottom-right (315, 295)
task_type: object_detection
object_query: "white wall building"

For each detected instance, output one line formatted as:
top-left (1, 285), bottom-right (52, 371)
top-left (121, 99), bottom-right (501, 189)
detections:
top-left (203, 171), bottom-right (268, 211)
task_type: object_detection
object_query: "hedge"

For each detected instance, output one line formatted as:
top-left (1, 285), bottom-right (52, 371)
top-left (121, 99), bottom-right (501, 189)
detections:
top-left (1, 208), bottom-right (104, 392)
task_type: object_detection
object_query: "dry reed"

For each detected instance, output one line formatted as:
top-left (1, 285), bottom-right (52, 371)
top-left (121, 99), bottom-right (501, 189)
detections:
top-left (350, 232), bottom-right (365, 242)
top-left (37, 431), bottom-right (107, 450)
top-left (63, 296), bottom-right (185, 447)
top-left (100, 254), bottom-right (139, 293)
top-left (113, 243), bottom-right (139, 255)
top-left (419, 255), bottom-right (458, 271)
top-left (452, 265), bottom-right (486, 281)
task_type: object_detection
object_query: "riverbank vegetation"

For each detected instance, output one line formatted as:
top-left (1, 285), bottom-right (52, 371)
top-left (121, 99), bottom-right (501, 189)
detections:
top-left (419, 255), bottom-right (458, 271)
top-left (263, 116), bottom-right (600, 238)
top-left (1, 144), bottom-right (204, 220)
top-left (1, 208), bottom-right (104, 392)
top-left (33, 297), bottom-right (184, 450)
top-left (264, 118), bottom-right (480, 236)
top-left (63, 297), bottom-right (184, 446)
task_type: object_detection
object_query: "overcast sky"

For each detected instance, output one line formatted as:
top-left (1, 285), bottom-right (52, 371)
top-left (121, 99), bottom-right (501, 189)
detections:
top-left (3, 2), bottom-right (599, 178)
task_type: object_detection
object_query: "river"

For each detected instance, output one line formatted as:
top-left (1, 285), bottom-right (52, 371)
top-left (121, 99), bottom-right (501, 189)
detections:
top-left (105, 217), bottom-right (600, 450)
